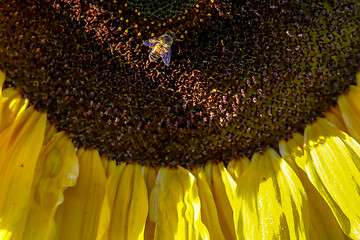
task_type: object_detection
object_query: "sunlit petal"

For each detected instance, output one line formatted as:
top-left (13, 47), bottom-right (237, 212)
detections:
top-left (0, 88), bottom-right (29, 165)
top-left (0, 88), bottom-right (28, 133)
top-left (0, 71), bottom-right (4, 125)
top-left (279, 133), bottom-right (350, 240)
top-left (143, 165), bottom-right (158, 240)
top-left (150, 166), bottom-right (209, 240)
top-left (204, 162), bottom-right (237, 240)
top-left (338, 82), bottom-right (360, 144)
top-left (13, 131), bottom-right (79, 239)
top-left (105, 163), bottom-right (148, 240)
top-left (234, 148), bottom-right (309, 239)
top-left (54, 148), bottom-right (106, 240)
top-left (0, 107), bottom-right (46, 239)
top-left (303, 117), bottom-right (360, 239)
top-left (227, 157), bottom-right (251, 181)
top-left (324, 106), bottom-right (349, 134)
top-left (192, 167), bottom-right (226, 240)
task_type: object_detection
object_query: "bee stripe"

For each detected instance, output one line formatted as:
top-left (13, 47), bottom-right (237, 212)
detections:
top-left (149, 46), bottom-right (163, 62)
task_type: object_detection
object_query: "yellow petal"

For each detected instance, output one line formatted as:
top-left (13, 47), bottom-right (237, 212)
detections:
top-left (303, 117), bottom-right (360, 239)
top-left (14, 131), bottom-right (79, 240)
top-left (106, 163), bottom-right (148, 240)
top-left (54, 148), bottom-right (106, 240)
top-left (204, 162), bottom-right (237, 240)
top-left (36, 132), bottom-right (79, 207)
top-left (143, 165), bottom-right (158, 240)
top-left (101, 162), bottom-right (125, 239)
top-left (0, 71), bottom-right (4, 88)
top-left (102, 157), bottom-right (117, 178)
top-left (279, 133), bottom-right (307, 171)
top-left (0, 88), bottom-right (28, 164)
top-left (150, 166), bottom-right (209, 240)
top-left (0, 71), bottom-right (5, 124)
top-left (338, 85), bottom-right (360, 143)
top-left (96, 191), bottom-right (111, 240)
top-left (234, 148), bottom-right (309, 240)
top-left (279, 133), bottom-right (350, 240)
top-left (0, 107), bottom-right (46, 239)
top-left (227, 157), bottom-right (251, 181)
top-left (0, 88), bottom-right (28, 132)
top-left (324, 106), bottom-right (349, 134)
top-left (43, 122), bottom-right (59, 145)
top-left (192, 167), bottom-right (225, 240)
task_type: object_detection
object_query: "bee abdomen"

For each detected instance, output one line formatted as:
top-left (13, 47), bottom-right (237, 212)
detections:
top-left (149, 53), bottom-right (160, 62)
top-left (149, 47), bottom-right (162, 62)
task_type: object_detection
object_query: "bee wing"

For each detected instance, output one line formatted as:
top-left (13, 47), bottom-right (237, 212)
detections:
top-left (161, 46), bottom-right (171, 66)
top-left (144, 38), bottom-right (159, 47)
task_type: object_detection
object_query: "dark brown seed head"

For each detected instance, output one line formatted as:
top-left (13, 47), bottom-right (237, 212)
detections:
top-left (1, 0), bottom-right (359, 168)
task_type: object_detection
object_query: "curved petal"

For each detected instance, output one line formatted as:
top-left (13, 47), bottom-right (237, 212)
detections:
top-left (338, 84), bottom-right (360, 144)
top-left (204, 162), bottom-right (237, 240)
top-left (234, 148), bottom-right (309, 240)
top-left (0, 88), bottom-right (28, 163)
top-left (105, 163), bottom-right (148, 240)
top-left (227, 157), bottom-right (251, 181)
top-left (192, 167), bottom-right (226, 240)
top-left (150, 166), bottom-right (209, 240)
top-left (142, 165), bottom-right (158, 240)
top-left (0, 88), bottom-right (28, 133)
top-left (43, 122), bottom-right (59, 145)
top-left (16, 131), bottom-right (79, 240)
top-left (279, 133), bottom-right (350, 240)
top-left (324, 106), bottom-right (349, 135)
top-left (0, 107), bottom-right (46, 239)
top-left (54, 148), bottom-right (106, 240)
top-left (0, 71), bottom-right (5, 126)
top-left (303, 117), bottom-right (360, 239)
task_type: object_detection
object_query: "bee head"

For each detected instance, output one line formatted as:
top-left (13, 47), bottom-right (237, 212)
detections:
top-left (162, 31), bottom-right (175, 45)
top-left (166, 30), bottom-right (175, 38)
top-left (163, 36), bottom-right (172, 45)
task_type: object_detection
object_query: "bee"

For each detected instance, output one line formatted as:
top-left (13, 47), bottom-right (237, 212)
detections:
top-left (144, 31), bottom-right (175, 66)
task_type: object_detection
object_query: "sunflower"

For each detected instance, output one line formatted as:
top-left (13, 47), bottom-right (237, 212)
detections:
top-left (1, 0), bottom-right (360, 239)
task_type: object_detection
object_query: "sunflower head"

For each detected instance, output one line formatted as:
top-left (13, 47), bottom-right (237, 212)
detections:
top-left (1, 0), bottom-right (359, 168)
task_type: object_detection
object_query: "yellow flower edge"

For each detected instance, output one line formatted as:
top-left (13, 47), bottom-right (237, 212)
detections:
top-left (1, 70), bottom-right (360, 240)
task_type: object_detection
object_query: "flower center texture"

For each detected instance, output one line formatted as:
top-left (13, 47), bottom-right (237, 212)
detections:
top-left (127, 0), bottom-right (196, 18)
top-left (1, 0), bottom-right (359, 168)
